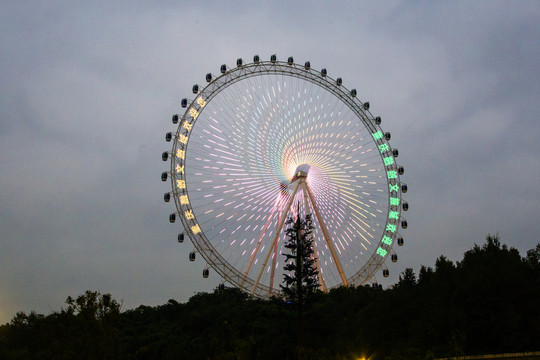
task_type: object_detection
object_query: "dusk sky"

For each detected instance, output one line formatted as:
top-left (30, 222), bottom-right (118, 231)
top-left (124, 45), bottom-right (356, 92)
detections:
top-left (1, 1), bottom-right (539, 324)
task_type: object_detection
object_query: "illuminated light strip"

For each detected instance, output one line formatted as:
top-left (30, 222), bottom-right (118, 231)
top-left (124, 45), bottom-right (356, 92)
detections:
top-left (350, 218), bottom-right (372, 242)
top-left (351, 212), bottom-right (375, 230)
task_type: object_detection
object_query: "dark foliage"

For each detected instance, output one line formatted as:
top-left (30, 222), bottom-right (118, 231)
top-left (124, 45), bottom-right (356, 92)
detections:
top-left (280, 213), bottom-right (320, 305)
top-left (1, 235), bottom-right (539, 360)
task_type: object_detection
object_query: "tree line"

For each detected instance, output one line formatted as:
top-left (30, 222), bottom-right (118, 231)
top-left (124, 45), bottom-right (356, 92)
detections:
top-left (1, 234), bottom-right (539, 360)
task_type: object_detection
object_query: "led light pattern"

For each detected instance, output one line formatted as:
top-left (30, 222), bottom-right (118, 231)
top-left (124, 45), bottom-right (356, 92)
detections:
top-left (174, 72), bottom-right (398, 292)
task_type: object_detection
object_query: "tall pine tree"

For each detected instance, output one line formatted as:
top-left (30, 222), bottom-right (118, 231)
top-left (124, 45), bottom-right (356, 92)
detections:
top-left (281, 211), bottom-right (320, 360)
top-left (280, 212), bottom-right (320, 304)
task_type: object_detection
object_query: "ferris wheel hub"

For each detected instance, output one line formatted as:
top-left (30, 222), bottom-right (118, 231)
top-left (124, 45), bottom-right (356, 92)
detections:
top-left (290, 164), bottom-right (310, 182)
top-left (296, 171), bottom-right (308, 178)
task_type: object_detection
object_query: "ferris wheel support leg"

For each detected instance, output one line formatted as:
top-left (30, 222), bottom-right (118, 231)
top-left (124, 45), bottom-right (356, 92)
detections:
top-left (251, 181), bottom-right (301, 295)
top-left (241, 196), bottom-right (281, 286)
top-left (269, 202), bottom-right (285, 295)
top-left (268, 197), bottom-right (283, 295)
top-left (301, 181), bottom-right (327, 292)
top-left (268, 237), bottom-right (279, 295)
top-left (304, 182), bottom-right (348, 286)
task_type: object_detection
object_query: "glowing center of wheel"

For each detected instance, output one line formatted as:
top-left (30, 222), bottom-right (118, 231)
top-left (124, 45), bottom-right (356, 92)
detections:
top-left (290, 164), bottom-right (311, 183)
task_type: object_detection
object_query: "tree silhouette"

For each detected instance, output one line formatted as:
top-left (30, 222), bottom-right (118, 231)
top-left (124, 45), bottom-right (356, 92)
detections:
top-left (280, 211), bottom-right (320, 360)
top-left (280, 212), bottom-right (320, 304)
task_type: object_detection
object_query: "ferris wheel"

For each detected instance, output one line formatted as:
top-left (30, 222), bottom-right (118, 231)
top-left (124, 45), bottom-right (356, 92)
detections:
top-left (162, 55), bottom-right (408, 298)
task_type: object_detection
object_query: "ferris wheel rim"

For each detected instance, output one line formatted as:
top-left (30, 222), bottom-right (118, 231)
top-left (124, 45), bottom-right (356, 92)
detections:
top-left (168, 55), bottom-right (405, 297)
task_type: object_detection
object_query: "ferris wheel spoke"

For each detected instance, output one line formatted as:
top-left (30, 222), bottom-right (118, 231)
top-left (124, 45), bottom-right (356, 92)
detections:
top-left (268, 235), bottom-right (280, 295)
top-left (268, 189), bottom-right (287, 295)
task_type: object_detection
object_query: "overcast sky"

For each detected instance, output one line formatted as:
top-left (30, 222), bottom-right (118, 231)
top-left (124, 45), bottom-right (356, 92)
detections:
top-left (1, 1), bottom-right (539, 324)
